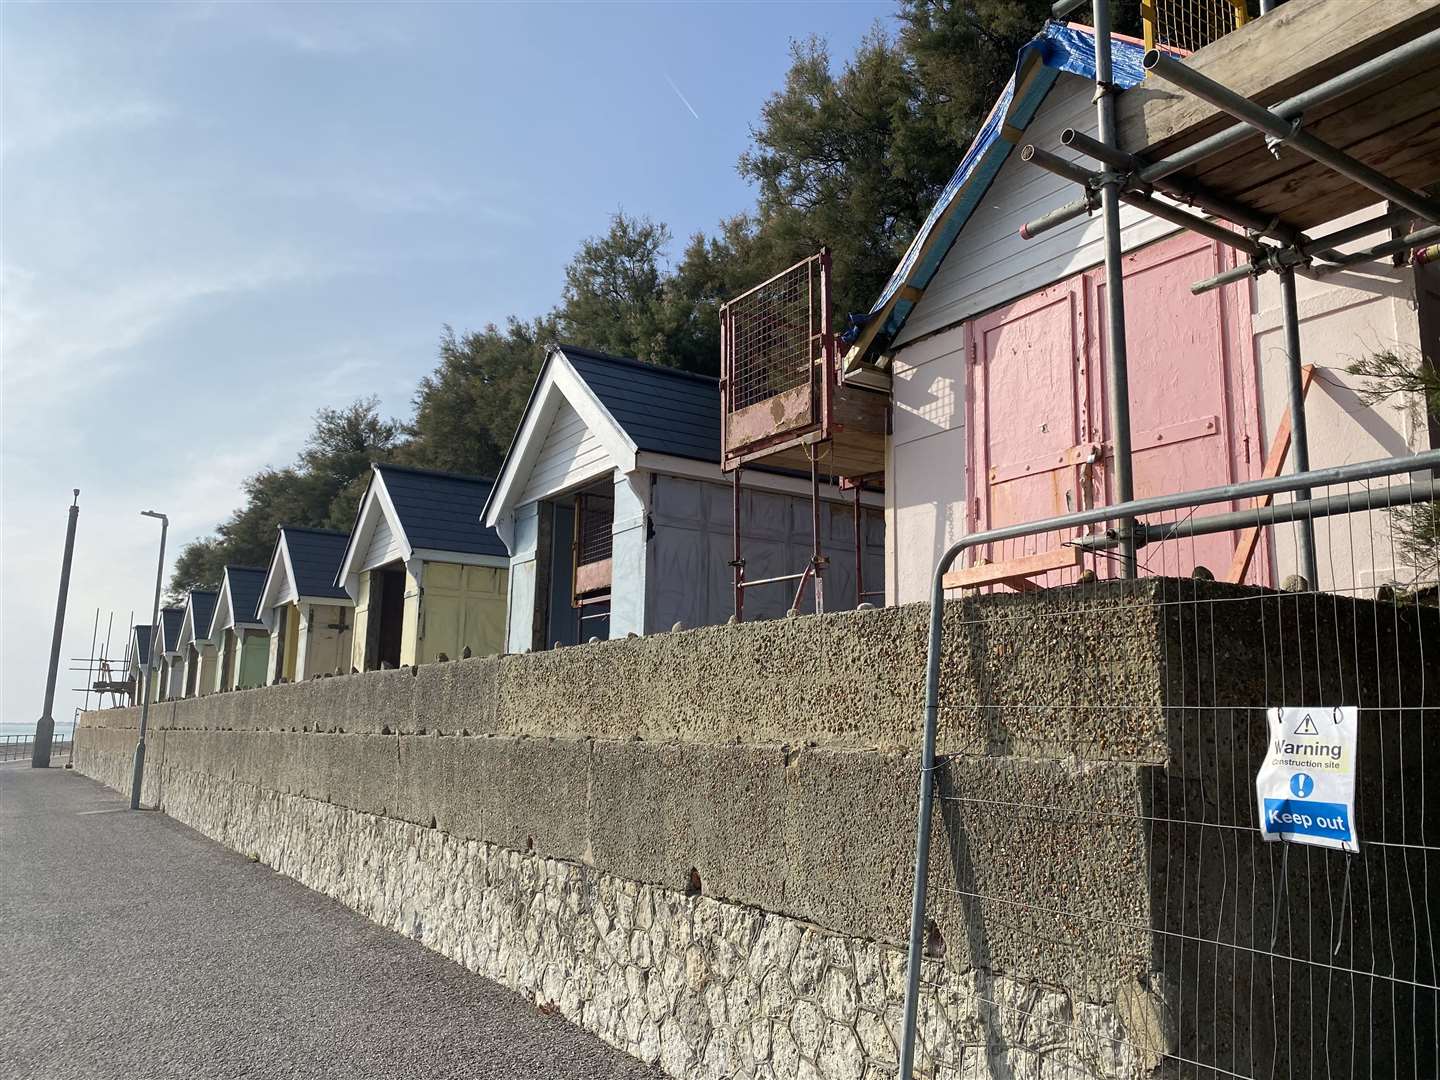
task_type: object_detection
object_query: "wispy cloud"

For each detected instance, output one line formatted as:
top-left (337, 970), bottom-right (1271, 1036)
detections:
top-left (1, 96), bottom-right (172, 159)
top-left (255, 7), bottom-right (413, 56)
top-left (664, 73), bottom-right (701, 121)
top-left (0, 45), bottom-right (173, 159)
top-left (250, 173), bottom-right (531, 226)
top-left (0, 251), bottom-right (347, 402)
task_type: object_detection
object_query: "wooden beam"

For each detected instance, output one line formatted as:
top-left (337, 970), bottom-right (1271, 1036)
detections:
top-left (1225, 365), bottom-right (1316, 585)
top-left (943, 545), bottom-right (1084, 591)
top-left (1118, 0), bottom-right (1440, 156)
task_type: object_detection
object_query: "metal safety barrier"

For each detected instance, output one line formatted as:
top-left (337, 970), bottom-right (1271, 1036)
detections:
top-left (898, 450), bottom-right (1440, 1078)
top-left (2, 733), bottom-right (72, 763)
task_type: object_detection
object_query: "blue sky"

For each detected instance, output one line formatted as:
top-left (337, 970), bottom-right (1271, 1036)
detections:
top-left (1, 1), bottom-right (897, 725)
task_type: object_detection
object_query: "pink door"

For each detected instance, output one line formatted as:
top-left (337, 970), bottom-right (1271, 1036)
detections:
top-left (968, 230), bottom-right (1261, 584)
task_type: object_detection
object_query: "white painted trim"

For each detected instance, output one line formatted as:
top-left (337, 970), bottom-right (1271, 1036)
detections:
top-left (336, 467), bottom-right (415, 599)
top-left (156, 611), bottom-right (184, 660)
top-left (297, 592), bottom-right (353, 607)
top-left (210, 571), bottom-right (267, 637)
top-left (634, 452), bottom-right (885, 509)
top-left (483, 348), bottom-right (638, 529)
top-left (410, 549), bottom-right (510, 570)
top-left (176, 598), bottom-right (199, 651)
top-left (257, 539), bottom-right (291, 632)
top-left (259, 531), bottom-right (354, 630)
top-left (369, 476), bottom-right (411, 565)
top-left (208, 579), bottom-right (232, 640)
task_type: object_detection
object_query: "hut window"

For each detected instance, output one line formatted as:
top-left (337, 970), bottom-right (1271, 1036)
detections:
top-left (572, 487), bottom-right (614, 601)
top-left (572, 486), bottom-right (613, 641)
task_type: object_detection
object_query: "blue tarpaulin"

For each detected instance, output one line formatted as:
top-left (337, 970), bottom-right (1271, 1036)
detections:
top-left (849, 22), bottom-right (1149, 361)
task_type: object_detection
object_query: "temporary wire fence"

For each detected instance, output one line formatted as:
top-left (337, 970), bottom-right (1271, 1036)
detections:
top-left (898, 451), bottom-right (1439, 1079)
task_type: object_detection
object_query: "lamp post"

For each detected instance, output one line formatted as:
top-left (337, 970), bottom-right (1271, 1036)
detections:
top-left (33, 490), bottom-right (80, 768)
top-left (130, 510), bottom-right (167, 810)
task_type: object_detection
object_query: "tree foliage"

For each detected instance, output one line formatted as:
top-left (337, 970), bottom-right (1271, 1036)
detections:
top-left (1345, 348), bottom-right (1440, 582)
top-left (167, 398), bottom-right (401, 599)
top-left (403, 319), bottom-right (554, 477)
top-left (739, 29), bottom-right (955, 322)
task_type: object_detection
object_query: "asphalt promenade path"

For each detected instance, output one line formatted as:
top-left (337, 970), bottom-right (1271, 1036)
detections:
top-left (0, 764), bottom-right (664, 1080)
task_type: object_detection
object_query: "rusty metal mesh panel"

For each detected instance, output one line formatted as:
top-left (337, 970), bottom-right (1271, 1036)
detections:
top-left (1148, 0), bottom-right (1248, 55)
top-left (575, 491), bottom-right (614, 567)
top-left (724, 255), bottom-right (823, 415)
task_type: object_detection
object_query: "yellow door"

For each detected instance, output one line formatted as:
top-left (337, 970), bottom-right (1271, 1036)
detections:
top-left (351, 572), bottom-right (371, 672)
top-left (418, 562), bottom-right (507, 662)
top-left (282, 603), bottom-right (300, 681)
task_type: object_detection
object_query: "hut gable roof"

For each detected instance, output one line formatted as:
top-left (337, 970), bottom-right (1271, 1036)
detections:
top-left (336, 464), bottom-right (507, 596)
top-left (131, 624), bottom-right (153, 669)
top-left (257, 526), bottom-right (351, 628)
top-left (156, 607), bottom-right (185, 655)
top-left (844, 21), bottom-right (1152, 368)
top-left (176, 590), bottom-right (218, 649)
top-left (209, 566), bottom-right (267, 636)
top-left (483, 344), bottom-right (720, 529)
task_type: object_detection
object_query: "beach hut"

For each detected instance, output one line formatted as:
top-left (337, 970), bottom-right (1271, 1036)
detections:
top-left (207, 565), bottom-right (269, 691)
top-left (842, 21), bottom-right (1439, 602)
top-left (125, 624), bottom-right (152, 705)
top-left (335, 464), bottom-right (508, 671)
top-left (152, 607), bottom-right (185, 701)
top-left (256, 526), bottom-right (354, 682)
top-left (174, 589), bottom-right (218, 698)
top-left (482, 344), bottom-right (884, 651)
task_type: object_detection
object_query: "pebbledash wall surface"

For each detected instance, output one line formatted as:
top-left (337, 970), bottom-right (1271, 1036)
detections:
top-left (74, 580), bottom-right (1434, 1080)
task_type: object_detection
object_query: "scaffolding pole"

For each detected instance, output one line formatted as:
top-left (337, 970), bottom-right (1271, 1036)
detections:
top-left (1092, 0), bottom-right (1136, 577)
top-left (1018, 12), bottom-right (1439, 596)
top-left (1277, 265), bottom-right (1318, 583)
top-left (1138, 27), bottom-right (1440, 186)
top-left (1144, 50), bottom-right (1440, 225)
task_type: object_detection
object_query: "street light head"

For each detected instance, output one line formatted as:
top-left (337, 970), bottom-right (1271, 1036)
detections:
top-left (140, 510), bottom-right (167, 522)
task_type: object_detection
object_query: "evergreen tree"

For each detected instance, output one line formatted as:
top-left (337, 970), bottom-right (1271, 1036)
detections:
top-left (167, 398), bottom-right (400, 598)
top-left (403, 318), bottom-right (554, 478)
top-left (1346, 348), bottom-right (1440, 586)
top-left (738, 28), bottom-right (956, 323)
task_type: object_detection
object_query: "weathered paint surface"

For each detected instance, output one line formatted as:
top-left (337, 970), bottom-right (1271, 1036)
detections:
top-left (238, 629), bottom-right (268, 689)
top-left (967, 231), bottom-right (1258, 582)
top-left (890, 230), bottom-right (1261, 602)
top-left (399, 560), bottom-right (422, 668)
top-left (648, 473), bottom-right (884, 631)
top-left (278, 604), bottom-right (300, 682)
top-left (417, 561), bottom-right (507, 663)
top-left (193, 644), bottom-right (219, 699)
top-left (350, 572), bottom-right (372, 674)
top-left (889, 195), bottom-right (1432, 605)
top-left (298, 602), bottom-right (350, 679)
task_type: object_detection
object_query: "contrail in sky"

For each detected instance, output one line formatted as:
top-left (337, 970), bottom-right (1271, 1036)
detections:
top-left (664, 73), bottom-right (700, 120)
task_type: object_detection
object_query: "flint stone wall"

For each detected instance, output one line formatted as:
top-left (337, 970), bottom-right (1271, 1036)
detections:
top-left (73, 582), bottom-right (1436, 1079)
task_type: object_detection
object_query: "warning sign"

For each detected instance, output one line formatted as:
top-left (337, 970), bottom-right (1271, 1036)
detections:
top-left (1255, 706), bottom-right (1360, 853)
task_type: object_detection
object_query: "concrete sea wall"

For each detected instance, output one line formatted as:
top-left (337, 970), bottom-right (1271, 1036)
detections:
top-left (74, 581), bottom-right (1436, 1079)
